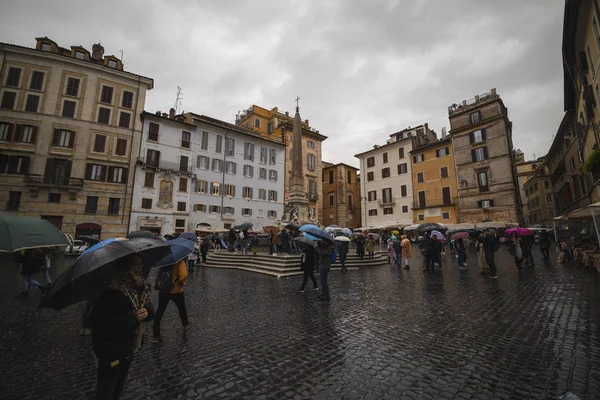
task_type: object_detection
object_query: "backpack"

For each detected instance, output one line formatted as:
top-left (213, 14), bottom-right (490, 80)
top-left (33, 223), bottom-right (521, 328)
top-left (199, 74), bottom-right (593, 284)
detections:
top-left (154, 266), bottom-right (174, 292)
top-left (492, 238), bottom-right (501, 252)
top-left (394, 241), bottom-right (402, 253)
top-left (330, 250), bottom-right (337, 263)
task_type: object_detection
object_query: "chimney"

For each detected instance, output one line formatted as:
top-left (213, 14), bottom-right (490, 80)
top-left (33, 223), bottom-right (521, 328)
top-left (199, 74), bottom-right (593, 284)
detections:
top-left (162, 113), bottom-right (168, 118)
top-left (285, 111), bottom-right (289, 116)
top-left (169, 108), bottom-right (175, 119)
top-left (155, 111), bottom-right (161, 116)
top-left (305, 119), bottom-right (309, 126)
top-left (92, 43), bottom-right (104, 61)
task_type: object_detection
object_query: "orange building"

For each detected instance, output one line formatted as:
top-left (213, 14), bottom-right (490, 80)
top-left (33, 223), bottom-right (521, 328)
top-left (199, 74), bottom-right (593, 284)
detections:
top-left (409, 136), bottom-right (458, 223)
top-left (321, 162), bottom-right (361, 228)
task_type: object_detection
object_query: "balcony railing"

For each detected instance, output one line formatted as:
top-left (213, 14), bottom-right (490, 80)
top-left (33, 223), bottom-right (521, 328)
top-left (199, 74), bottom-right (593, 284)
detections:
top-left (377, 199), bottom-right (396, 207)
top-left (137, 157), bottom-right (192, 174)
top-left (412, 197), bottom-right (457, 209)
top-left (26, 174), bottom-right (83, 189)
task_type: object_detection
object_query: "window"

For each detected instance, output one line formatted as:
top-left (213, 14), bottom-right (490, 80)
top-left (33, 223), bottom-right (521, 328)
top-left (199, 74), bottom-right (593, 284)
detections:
top-left (85, 196), bottom-right (98, 213)
top-left (118, 112), bottom-right (131, 128)
top-left (368, 191), bottom-right (377, 201)
top-left (243, 187), bottom-right (253, 199)
top-left (382, 167), bottom-right (390, 178)
top-left (383, 207), bottom-right (393, 215)
top-left (367, 172), bottom-right (374, 181)
top-left (93, 134), bottom-right (106, 153)
top-left (86, 164), bottom-right (106, 181)
top-left (368, 209), bottom-right (377, 216)
top-left (40, 42), bottom-right (51, 51)
top-left (66, 77), bottom-right (80, 97)
top-left (398, 148), bottom-right (404, 159)
top-left (328, 170), bottom-right (334, 184)
top-left (367, 157), bottom-right (375, 167)
top-left (179, 131), bottom-right (191, 149)
top-left (440, 167), bottom-right (449, 179)
top-left (478, 200), bottom-right (493, 208)
top-left (224, 206), bottom-right (234, 215)
top-left (6, 191), bottom-right (21, 211)
top-left (268, 122), bottom-right (274, 134)
top-left (100, 86), bottom-right (114, 104)
top-left (0, 123), bottom-right (12, 141)
top-left (348, 194), bottom-right (353, 209)
top-left (549, 210), bottom-right (555, 218)
top-left (259, 167), bottom-right (267, 179)
top-left (242, 208), bottom-right (252, 216)
top-left (588, 45), bottom-right (595, 76)
top-left (383, 152), bottom-right (388, 163)
top-left (210, 182), bottom-right (221, 195)
top-left (472, 147), bottom-right (487, 162)
top-left (25, 94), bottom-right (40, 112)
top-left (329, 192), bottom-right (335, 206)
top-left (30, 71), bottom-right (45, 90)
top-left (146, 149), bottom-right (160, 166)
top-left (402, 205), bottom-right (408, 213)
top-left (418, 191), bottom-right (426, 207)
top-left (417, 172), bottom-right (424, 183)
top-left (0, 155), bottom-right (29, 174)
top-left (244, 142), bottom-right (255, 161)
top-left (259, 189), bottom-right (267, 200)
top-left (225, 161), bottom-right (236, 174)
top-left (5, 67), bottom-right (21, 87)
top-left (307, 141), bottom-right (315, 149)
top-left (51, 129), bottom-right (73, 148)
top-left (141, 198), bottom-right (152, 209)
top-left (268, 210), bottom-right (277, 218)
top-left (442, 187), bottom-right (451, 205)
top-left (382, 187), bottom-right (393, 204)
top-left (225, 184), bottom-right (235, 197)
top-left (144, 172), bottom-right (154, 188)
top-left (179, 177), bottom-right (188, 192)
top-left (268, 190), bottom-right (278, 202)
top-left (214, 135), bottom-right (223, 154)
top-left (308, 179), bottom-right (317, 199)
top-left (478, 171), bottom-right (489, 192)
top-left (269, 170), bottom-right (278, 181)
top-left (195, 180), bottom-right (207, 193)
top-left (212, 159), bottom-right (223, 172)
top-left (260, 146), bottom-right (268, 163)
top-left (470, 111), bottom-right (481, 124)
top-left (544, 180), bottom-right (550, 190)
top-left (97, 107), bottom-right (111, 124)
top-left (196, 156), bottom-right (209, 170)
top-left (107, 59), bottom-right (118, 69)
top-left (107, 166), bottom-right (127, 183)
top-left (16, 125), bottom-right (36, 143)
top-left (200, 131), bottom-right (209, 151)
top-left (254, 118), bottom-right (260, 128)
top-left (209, 205), bottom-right (220, 214)
top-left (413, 154), bottom-right (424, 163)
top-left (48, 193), bottom-right (61, 203)
top-left (243, 165), bottom-right (254, 178)
top-left (177, 202), bottom-right (186, 212)
top-left (397, 163), bottom-right (407, 174)
top-left (224, 137), bottom-right (235, 157)
top-left (436, 147), bottom-right (449, 157)
top-left (546, 194), bottom-right (553, 203)
top-left (1, 91), bottom-right (16, 109)
top-left (347, 171), bottom-right (352, 184)
top-left (62, 100), bottom-right (76, 118)
top-left (113, 138), bottom-right (127, 156)
top-left (148, 122), bottom-right (159, 141)
top-left (121, 91), bottom-right (134, 108)
top-left (108, 198), bottom-right (120, 215)
top-left (418, 214), bottom-right (424, 221)
top-left (469, 129), bottom-right (485, 144)
top-left (401, 185), bottom-right (407, 197)
top-left (307, 154), bottom-right (316, 171)
top-left (439, 212), bottom-right (449, 220)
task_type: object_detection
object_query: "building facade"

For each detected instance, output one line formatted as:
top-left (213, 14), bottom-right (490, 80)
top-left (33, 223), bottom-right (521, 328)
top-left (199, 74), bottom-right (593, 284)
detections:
top-left (514, 151), bottom-right (544, 225)
top-left (235, 104), bottom-right (327, 224)
top-left (321, 162), bottom-right (361, 228)
top-left (523, 162), bottom-right (555, 226)
top-left (0, 37), bottom-right (152, 238)
top-left (409, 136), bottom-right (458, 224)
top-left (448, 89), bottom-right (522, 224)
top-left (355, 124), bottom-right (436, 229)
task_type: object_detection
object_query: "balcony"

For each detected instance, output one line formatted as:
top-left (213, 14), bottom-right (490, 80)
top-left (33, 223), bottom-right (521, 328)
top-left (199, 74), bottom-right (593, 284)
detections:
top-left (25, 174), bottom-right (84, 199)
top-left (137, 157), bottom-right (193, 175)
top-left (412, 197), bottom-right (457, 210)
top-left (377, 199), bottom-right (396, 208)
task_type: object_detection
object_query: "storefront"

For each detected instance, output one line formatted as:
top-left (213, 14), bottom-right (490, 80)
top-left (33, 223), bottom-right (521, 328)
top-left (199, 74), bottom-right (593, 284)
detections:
top-left (138, 216), bottom-right (164, 235)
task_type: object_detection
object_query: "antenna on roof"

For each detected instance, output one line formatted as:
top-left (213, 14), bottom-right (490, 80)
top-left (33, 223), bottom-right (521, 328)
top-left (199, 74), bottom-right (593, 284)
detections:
top-left (174, 86), bottom-right (183, 114)
top-left (119, 49), bottom-right (123, 62)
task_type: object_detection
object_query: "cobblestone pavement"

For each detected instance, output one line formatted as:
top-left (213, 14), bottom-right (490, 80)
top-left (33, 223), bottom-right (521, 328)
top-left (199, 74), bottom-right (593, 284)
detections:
top-left (1, 247), bottom-right (600, 400)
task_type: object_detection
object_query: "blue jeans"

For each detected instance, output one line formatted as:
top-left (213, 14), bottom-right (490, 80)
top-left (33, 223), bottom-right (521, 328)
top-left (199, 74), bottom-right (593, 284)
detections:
top-left (21, 275), bottom-right (42, 292)
top-left (319, 267), bottom-right (330, 298)
top-left (395, 251), bottom-right (402, 267)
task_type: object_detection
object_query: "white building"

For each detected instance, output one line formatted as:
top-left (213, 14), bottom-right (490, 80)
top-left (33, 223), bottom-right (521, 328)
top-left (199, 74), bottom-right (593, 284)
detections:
top-left (184, 113), bottom-right (285, 231)
top-left (355, 124), bottom-right (436, 228)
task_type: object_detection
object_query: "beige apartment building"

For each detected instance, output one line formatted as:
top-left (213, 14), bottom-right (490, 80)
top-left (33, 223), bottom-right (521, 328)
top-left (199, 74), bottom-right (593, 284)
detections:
top-left (448, 89), bottom-right (522, 224)
top-left (514, 151), bottom-right (544, 225)
top-left (235, 104), bottom-right (327, 224)
top-left (0, 37), bottom-right (152, 237)
top-left (523, 162), bottom-right (556, 226)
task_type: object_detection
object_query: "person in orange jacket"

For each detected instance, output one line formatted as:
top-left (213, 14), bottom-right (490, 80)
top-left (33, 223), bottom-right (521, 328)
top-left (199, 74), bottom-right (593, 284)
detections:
top-left (152, 259), bottom-right (190, 343)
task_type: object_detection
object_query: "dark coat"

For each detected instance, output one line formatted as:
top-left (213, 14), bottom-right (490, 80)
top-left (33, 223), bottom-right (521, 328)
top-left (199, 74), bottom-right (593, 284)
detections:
top-left (315, 245), bottom-right (333, 268)
top-left (356, 238), bottom-right (365, 255)
top-left (337, 241), bottom-right (349, 263)
top-left (428, 238), bottom-right (442, 256)
top-left (482, 234), bottom-right (497, 254)
top-left (539, 232), bottom-right (551, 249)
top-left (91, 290), bottom-right (154, 361)
top-left (200, 239), bottom-right (210, 252)
top-left (301, 247), bottom-right (316, 272)
top-left (16, 249), bottom-right (45, 275)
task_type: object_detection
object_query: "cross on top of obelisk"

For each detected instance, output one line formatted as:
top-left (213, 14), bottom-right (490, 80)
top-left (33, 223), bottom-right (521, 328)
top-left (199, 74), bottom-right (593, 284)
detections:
top-left (295, 96), bottom-right (300, 112)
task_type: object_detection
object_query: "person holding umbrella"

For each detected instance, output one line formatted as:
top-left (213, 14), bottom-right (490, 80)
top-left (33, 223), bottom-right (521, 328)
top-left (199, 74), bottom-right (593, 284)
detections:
top-left (507, 232), bottom-right (524, 271)
top-left (315, 240), bottom-right (333, 301)
top-left (336, 237), bottom-right (350, 272)
top-left (228, 228), bottom-right (237, 252)
top-left (90, 254), bottom-right (154, 400)
top-left (455, 237), bottom-right (467, 269)
top-left (298, 245), bottom-right (318, 292)
top-left (200, 237), bottom-right (210, 265)
top-left (152, 256), bottom-right (190, 343)
top-left (356, 235), bottom-right (365, 259)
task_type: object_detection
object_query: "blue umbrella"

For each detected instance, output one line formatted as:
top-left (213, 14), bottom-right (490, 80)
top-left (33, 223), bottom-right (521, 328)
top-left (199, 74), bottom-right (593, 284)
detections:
top-left (302, 227), bottom-right (334, 242)
top-left (302, 232), bottom-right (320, 241)
top-left (299, 224), bottom-right (320, 232)
top-left (154, 237), bottom-right (195, 268)
top-left (179, 232), bottom-right (197, 241)
top-left (80, 238), bottom-right (121, 257)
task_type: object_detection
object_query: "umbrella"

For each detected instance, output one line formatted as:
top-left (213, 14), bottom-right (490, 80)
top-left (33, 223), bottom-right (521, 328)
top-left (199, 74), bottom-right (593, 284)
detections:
top-left (76, 235), bottom-right (101, 246)
top-left (0, 214), bottom-right (71, 252)
top-left (195, 226), bottom-right (213, 233)
top-left (294, 236), bottom-right (316, 247)
top-left (179, 232), bottom-right (197, 241)
top-left (235, 222), bottom-right (253, 230)
top-left (430, 230), bottom-right (446, 240)
top-left (127, 230), bottom-right (157, 239)
top-left (81, 237), bottom-right (125, 257)
top-left (339, 228), bottom-right (353, 237)
top-left (450, 231), bottom-right (469, 240)
top-left (40, 238), bottom-right (171, 310)
top-left (417, 222), bottom-right (444, 233)
top-left (154, 237), bottom-right (195, 268)
top-left (263, 225), bottom-right (279, 233)
top-left (284, 223), bottom-right (300, 230)
top-left (302, 227), bottom-right (334, 242)
top-left (334, 236), bottom-right (351, 242)
top-left (164, 234), bottom-right (176, 240)
top-left (324, 225), bottom-right (341, 233)
top-left (353, 232), bottom-right (365, 237)
top-left (299, 224), bottom-right (320, 232)
top-left (504, 227), bottom-right (533, 236)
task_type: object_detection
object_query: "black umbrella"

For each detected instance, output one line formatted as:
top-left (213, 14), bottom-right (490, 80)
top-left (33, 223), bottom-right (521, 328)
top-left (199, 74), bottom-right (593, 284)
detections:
top-left (234, 222), bottom-right (253, 230)
top-left (417, 222), bottom-right (444, 233)
top-left (164, 234), bottom-right (176, 240)
top-left (40, 238), bottom-right (171, 310)
top-left (293, 236), bottom-right (315, 247)
top-left (285, 223), bottom-right (301, 230)
top-left (127, 230), bottom-right (157, 239)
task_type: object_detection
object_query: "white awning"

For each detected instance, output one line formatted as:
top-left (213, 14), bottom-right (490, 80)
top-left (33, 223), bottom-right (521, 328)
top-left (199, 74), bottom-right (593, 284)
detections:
top-left (567, 202), bottom-right (600, 218)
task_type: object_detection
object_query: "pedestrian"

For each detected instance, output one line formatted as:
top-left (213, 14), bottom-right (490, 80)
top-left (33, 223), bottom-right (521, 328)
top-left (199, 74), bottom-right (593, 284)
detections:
top-left (476, 234), bottom-right (489, 275)
top-left (387, 239), bottom-right (396, 266)
top-left (15, 248), bottom-right (47, 298)
top-left (419, 233), bottom-right (431, 271)
top-left (200, 237), bottom-right (210, 266)
top-left (521, 233), bottom-right (535, 267)
top-left (338, 239), bottom-right (349, 272)
top-left (41, 248), bottom-right (52, 285)
top-left (482, 230), bottom-right (499, 278)
top-left (152, 258), bottom-right (191, 343)
top-left (240, 229), bottom-right (249, 255)
top-left (508, 232), bottom-right (524, 271)
top-left (280, 229), bottom-right (291, 254)
top-left (91, 254), bottom-right (154, 400)
top-left (356, 236), bottom-right (365, 259)
top-left (228, 228), bottom-right (236, 252)
top-left (366, 235), bottom-right (375, 259)
top-left (250, 233), bottom-right (259, 255)
top-left (315, 241), bottom-right (333, 301)
top-left (270, 230), bottom-right (280, 256)
top-left (456, 237), bottom-right (467, 269)
top-left (539, 230), bottom-right (551, 260)
top-left (187, 239), bottom-right (199, 272)
top-left (298, 246), bottom-right (318, 292)
top-left (401, 234), bottom-right (412, 269)
top-left (429, 236), bottom-right (443, 272)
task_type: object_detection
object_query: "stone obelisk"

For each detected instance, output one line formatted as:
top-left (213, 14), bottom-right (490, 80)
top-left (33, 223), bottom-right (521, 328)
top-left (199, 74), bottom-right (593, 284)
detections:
top-left (284, 98), bottom-right (310, 224)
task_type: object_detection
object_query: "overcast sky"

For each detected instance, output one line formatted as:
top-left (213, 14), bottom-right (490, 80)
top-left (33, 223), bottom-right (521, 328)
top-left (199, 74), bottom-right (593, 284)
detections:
top-left (1, 0), bottom-right (564, 166)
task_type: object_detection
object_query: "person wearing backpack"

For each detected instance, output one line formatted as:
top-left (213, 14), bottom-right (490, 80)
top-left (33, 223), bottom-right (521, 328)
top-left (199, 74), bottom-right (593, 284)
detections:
top-left (152, 259), bottom-right (190, 343)
top-left (298, 246), bottom-right (318, 292)
top-left (315, 241), bottom-right (333, 301)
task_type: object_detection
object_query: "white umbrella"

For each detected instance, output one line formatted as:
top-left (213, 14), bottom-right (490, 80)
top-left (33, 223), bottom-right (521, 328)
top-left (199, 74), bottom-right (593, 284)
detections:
top-left (334, 236), bottom-right (351, 242)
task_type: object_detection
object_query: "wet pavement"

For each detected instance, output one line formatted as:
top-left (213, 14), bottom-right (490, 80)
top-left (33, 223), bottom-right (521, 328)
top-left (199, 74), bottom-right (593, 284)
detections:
top-left (1, 247), bottom-right (600, 399)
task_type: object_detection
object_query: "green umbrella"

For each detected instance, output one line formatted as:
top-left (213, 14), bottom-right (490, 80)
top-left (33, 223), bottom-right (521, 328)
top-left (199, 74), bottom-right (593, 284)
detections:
top-left (0, 214), bottom-right (70, 252)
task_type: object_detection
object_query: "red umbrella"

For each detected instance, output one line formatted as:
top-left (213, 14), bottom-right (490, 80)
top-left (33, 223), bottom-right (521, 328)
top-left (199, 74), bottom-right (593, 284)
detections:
top-left (505, 227), bottom-right (533, 236)
top-left (450, 231), bottom-right (469, 240)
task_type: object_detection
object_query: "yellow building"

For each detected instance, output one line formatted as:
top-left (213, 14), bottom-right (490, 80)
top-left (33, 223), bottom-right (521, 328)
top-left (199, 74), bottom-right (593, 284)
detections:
top-left (409, 136), bottom-right (458, 224)
top-left (514, 151), bottom-right (544, 225)
top-left (235, 104), bottom-right (327, 224)
top-left (321, 162), bottom-right (361, 228)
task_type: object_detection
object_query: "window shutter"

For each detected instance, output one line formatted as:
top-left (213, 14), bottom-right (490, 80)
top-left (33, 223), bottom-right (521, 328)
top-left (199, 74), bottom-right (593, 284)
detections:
top-left (85, 163), bottom-right (92, 180)
top-left (52, 129), bottom-right (60, 146)
top-left (122, 168), bottom-right (129, 184)
top-left (435, 149), bottom-right (439, 157)
top-left (469, 132), bottom-right (474, 144)
top-left (446, 147), bottom-right (450, 155)
top-left (413, 156), bottom-right (417, 164)
top-left (7, 156), bottom-right (17, 174)
top-left (44, 158), bottom-right (55, 183)
top-left (14, 125), bottom-right (23, 142)
top-left (100, 165), bottom-right (107, 181)
top-left (422, 154), bottom-right (425, 161)
top-left (471, 149), bottom-right (476, 162)
top-left (481, 129), bottom-right (487, 141)
top-left (65, 161), bottom-right (72, 183)
top-left (489, 199), bottom-right (495, 207)
top-left (483, 147), bottom-right (488, 159)
top-left (7, 123), bottom-right (14, 142)
top-left (107, 166), bottom-right (114, 182)
top-left (22, 156), bottom-right (30, 174)
top-left (477, 200), bottom-right (482, 208)
top-left (31, 126), bottom-right (37, 143)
